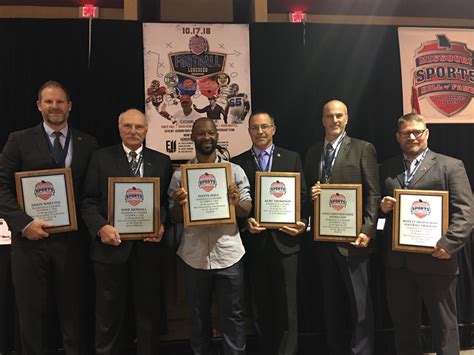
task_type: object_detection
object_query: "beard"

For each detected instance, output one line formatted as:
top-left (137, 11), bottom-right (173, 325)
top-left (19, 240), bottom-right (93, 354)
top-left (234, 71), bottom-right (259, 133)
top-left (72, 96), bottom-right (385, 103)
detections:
top-left (195, 140), bottom-right (217, 155)
top-left (43, 111), bottom-right (68, 128)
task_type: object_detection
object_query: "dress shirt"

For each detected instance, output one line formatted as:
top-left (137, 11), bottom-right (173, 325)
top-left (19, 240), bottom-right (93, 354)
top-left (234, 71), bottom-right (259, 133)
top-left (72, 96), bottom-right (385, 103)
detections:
top-left (168, 158), bottom-right (251, 270)
top-left (122, 143), bottom-right (144, 177)
top-left (43, 123), bottom-right (72, 168)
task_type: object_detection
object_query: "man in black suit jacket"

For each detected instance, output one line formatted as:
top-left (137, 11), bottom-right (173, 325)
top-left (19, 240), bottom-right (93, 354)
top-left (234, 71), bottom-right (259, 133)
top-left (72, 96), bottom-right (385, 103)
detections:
top-left (81, 109), bottom-right (172, 355)
top-left (233, 111), bottom-right (308, 355)
top-left (0, 81), bottom-right (98, 354)
top-left (304, 100), bottom-right (380, 355)
top-left (380, 113), bottom-right (473, 355)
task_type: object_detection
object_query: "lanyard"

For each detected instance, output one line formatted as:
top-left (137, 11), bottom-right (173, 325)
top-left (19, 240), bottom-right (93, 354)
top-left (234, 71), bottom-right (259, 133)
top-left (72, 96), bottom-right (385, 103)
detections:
top-left (43, 126), bottom-right (72, 168)
top-left (403, 149), bottom-right (428, 188)
top-left (320, 131), bottom-right (346, 182)
top-left (251, 145), bottom-right (274, 172)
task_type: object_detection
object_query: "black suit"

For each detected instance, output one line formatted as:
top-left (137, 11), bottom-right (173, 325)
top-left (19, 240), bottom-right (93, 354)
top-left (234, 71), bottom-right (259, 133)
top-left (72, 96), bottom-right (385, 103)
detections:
top-left (304, 135), bottom-right (380, 355)
top-left (380, 150), bottom-right (473, 355)
top-left (0, 123), bottom-right (98, 355)
top-left (233, 146), bottom-right (309, 355)
top-left (81, 144), bottom-right (172, 355)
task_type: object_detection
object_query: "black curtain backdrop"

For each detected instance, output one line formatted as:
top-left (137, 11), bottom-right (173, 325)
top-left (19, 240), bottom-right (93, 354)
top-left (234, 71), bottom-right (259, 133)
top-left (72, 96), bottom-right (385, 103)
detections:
top-left (0, 19), bottom-right (472, 353)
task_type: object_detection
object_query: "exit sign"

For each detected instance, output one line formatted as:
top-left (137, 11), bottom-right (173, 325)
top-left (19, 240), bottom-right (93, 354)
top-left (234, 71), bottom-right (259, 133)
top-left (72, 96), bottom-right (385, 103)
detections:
top-left (80, 4), bottom-right (99, 18)
top-left (289, 11), bottom-right (306, 23)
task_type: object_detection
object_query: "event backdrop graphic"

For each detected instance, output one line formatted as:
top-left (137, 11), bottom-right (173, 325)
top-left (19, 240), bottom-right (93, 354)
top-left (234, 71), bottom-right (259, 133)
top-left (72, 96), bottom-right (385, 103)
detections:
top-left (143, 23), bottom-right (252, 160)
top-left (399, 27), bottom-right (474, 124)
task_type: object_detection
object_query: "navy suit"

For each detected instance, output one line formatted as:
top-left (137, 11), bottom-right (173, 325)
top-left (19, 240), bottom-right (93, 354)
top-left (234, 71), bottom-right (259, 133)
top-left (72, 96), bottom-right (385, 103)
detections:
top-left (233, 146), bottom-right (309, 355)
top-left (304, 135), bottom-right (380, 355)
top-left (81, 144), bottom-right (172, 355)
top-left (0, 123), bottom-right (98, 355)
top-left (380, 150), bottom-right (473, 355)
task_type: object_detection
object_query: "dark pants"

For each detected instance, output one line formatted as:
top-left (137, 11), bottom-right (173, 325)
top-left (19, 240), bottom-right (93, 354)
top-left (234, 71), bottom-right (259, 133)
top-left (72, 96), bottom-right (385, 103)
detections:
top-left (184, 260), bottom-right (246, 355)
top-left (317, 244), bottom-right (373, 355)
top-left (11, 235), bottom-right (89, 355)
top-left (94, 242), bottom-right (164, 355)
top-left (248, 238), bottom-right (298, 355)
top-left (386, 267), bottom-right (459, 355)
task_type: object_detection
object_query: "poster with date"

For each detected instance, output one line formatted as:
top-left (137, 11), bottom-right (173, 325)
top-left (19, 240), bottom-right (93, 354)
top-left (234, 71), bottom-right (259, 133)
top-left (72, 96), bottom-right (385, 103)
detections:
top-left (398, 27), bottom-right (474, 123)
top-left (143, 23), bottom-right (252, 160)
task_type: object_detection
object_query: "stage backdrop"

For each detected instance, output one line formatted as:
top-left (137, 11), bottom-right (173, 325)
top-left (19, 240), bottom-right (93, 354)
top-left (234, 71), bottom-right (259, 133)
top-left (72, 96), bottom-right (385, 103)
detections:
top-left (143, 23), bottom-right (252, 160)
top-left (399, 27), bottom-right (474, 123)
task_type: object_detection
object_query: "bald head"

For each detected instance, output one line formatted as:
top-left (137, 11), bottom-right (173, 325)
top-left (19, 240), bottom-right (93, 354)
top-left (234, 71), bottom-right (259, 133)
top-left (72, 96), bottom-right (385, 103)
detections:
top-left (322, 100), bottom-right (349, 141)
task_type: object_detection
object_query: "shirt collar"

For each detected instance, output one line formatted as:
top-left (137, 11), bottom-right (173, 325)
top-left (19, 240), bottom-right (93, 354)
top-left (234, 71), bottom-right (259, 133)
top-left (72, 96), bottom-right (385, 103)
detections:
top-left (252, 144), bottom-right (274, 157)
top-left (43, 122), bottom-right (68, 137)
top-left (403, 147), bottom-right (429, 163)
top-left (324, 131), bottom-right (345, 148)
top-left (191, 155), bottom-right (221, 164)
top-left (122, 143), bottom-right (144, 156)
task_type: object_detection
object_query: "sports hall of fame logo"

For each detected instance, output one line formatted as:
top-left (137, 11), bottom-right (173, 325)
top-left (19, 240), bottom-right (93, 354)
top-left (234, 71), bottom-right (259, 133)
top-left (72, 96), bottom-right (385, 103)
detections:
top-left (329, 193), bottom-right (347, 211)
top-left (411, 34), bottom-right (473, 116)
top-left (410, 199), bottom-right (431, 218)
top-left (34, 180), bottom-right (55, 201)
top-left (269, 181), bottom-right (286, 198)
top-left (125, 187), bottom-right (144, 207)
top-left (198, 173), bottom-right (217, 192)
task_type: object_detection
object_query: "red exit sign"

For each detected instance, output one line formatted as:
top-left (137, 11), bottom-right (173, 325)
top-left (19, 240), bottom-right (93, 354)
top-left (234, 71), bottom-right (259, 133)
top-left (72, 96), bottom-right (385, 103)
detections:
top-left (289, 11), bottom-right (306, 23)
top-left (80, 4), bottom-right (99, 18)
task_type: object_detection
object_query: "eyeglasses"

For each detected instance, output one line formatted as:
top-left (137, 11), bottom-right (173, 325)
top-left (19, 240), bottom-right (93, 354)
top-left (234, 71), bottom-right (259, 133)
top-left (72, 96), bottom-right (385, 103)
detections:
top-left (249, 124), bottom-right (273, 132)
top-left (398, 129), bottom-right (426, 138)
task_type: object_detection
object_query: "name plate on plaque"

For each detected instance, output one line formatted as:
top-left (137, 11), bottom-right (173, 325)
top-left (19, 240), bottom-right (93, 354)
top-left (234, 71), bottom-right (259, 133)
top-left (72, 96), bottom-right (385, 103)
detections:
top-left (314, 184), bottom-right (362, 242)
top-left (181, 162), bottom-right (236, 227)
top-left (393, 189), bottom-right (448, 254)
top-left (108, 177), bottom-right (160, 240)
top-left (15, 168), bottom-right (77, 233)
top-left (255, 172), bottom-right (300, 229)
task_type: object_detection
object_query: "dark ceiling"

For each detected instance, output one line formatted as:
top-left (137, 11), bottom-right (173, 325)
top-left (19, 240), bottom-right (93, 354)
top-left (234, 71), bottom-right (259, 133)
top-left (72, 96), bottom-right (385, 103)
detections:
top-left (1, 0), bottom-right (472, 19)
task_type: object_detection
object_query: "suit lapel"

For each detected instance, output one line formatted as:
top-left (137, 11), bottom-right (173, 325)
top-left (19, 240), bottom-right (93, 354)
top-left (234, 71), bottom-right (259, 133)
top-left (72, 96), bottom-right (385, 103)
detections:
top-left (409, 151), bottom-right (435, 188)
top-left (114, 145), bottom-right (132, 176)
top-left (331, 136), bottom-right (350, 180)
top-left (142, 148), bottom-right (154, 177)
top-left (33, 124), bottom-right (55, 166)
top-left (270, 146), bottom-right (284, 172)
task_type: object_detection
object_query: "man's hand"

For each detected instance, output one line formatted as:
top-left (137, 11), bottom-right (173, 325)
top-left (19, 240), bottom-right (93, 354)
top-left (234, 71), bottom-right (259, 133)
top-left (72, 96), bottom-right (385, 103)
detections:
top-left (23, 220), bottom-right (53, 240)
top-left (247, 218), bottom-right (266, 234)
top-left (432, 244), bottom-right (451, 259)
top-left (351, 233), bottom-right (371, 248)
top-left (98, 225), bottom-right (121, 246)
top-left (381, 196), bottom-right (396, 214)
top-left (279, 221), bottom-right (306, 236)
top-left (144, 224), bottom-right (165, 243)
top-left (228, 183), bottom-right (240, 207)
top-left (311, 181), bottom-right (321, 201)
top-left (173, 188), bottom-right (188, 206)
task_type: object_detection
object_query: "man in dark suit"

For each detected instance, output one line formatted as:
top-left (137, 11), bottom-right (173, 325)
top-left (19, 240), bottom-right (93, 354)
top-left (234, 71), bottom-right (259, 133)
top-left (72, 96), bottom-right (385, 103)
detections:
top-left (0, 81), bottom-right (98, 354)
top-left (380, 113), bottom-right (473, 355)
top-left (304, 100), bottom-right (380, 355)
top-left (81, 108), bottom-right (172, 355)
top-left (232, 111), bottom-right (308, 355)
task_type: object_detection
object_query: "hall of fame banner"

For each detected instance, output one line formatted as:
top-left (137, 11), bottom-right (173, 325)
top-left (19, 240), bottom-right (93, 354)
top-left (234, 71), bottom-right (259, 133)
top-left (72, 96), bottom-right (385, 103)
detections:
top-left (398, 27), bottom-right (474, 123)
top-left (143, 23), bottom-right (252, 160)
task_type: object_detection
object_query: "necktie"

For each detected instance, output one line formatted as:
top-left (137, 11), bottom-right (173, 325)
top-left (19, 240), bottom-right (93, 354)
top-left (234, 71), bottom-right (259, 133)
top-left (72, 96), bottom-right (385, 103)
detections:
top-left (129, 151), bottom-right (139, 177)
top-left (404, 159), bottom-right (413, 175)
top-left (323, 143), bottom-right (335, 181)
top-left (52, 131), bottom-right (64, 167)
top-left (258, 151), bottom-right (268, 172)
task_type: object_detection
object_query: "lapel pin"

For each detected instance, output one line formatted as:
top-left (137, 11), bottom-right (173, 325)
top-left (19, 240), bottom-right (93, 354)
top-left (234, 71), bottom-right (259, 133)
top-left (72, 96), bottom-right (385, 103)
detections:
top-left (277, 153), bottom-right (281, 157)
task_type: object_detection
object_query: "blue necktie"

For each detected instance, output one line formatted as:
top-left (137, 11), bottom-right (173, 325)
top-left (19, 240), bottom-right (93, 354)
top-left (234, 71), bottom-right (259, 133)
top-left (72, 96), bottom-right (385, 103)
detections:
top-left (323, 143), bottom-right (334, 181)
top-left (258, 151), bottom-right (269, 172)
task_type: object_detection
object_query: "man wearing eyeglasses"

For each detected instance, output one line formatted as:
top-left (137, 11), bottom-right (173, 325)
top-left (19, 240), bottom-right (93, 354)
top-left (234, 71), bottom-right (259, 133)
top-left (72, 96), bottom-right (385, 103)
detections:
top-left (232, 111), bottom-right (309, 355)
top-left (304, 100), bottom-right (380, 355)
top-left (379, 113), bottom-right (472, 355)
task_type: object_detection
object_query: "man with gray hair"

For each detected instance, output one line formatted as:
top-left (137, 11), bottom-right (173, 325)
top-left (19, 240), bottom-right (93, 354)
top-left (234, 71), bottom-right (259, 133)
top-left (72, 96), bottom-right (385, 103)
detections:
top-left (81, 108), bottom-right (172, 355)
top-left (380, 113), bottom-right (473, 355)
